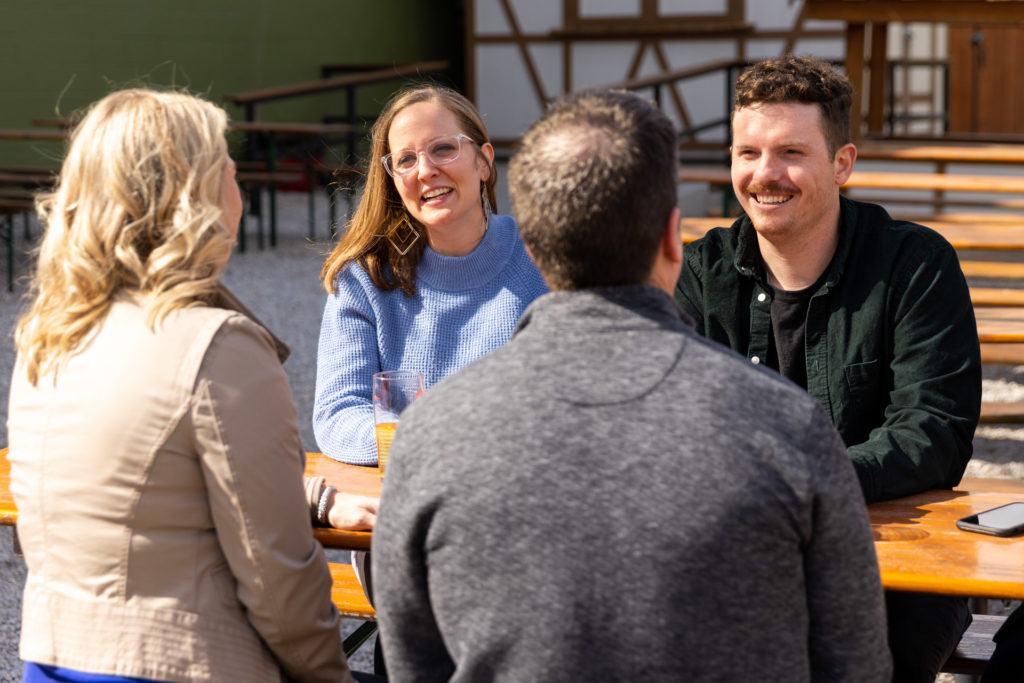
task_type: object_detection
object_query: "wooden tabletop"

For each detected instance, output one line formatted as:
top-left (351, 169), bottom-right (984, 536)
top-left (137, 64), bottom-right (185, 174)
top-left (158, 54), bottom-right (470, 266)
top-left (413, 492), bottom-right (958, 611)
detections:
top-left (872, 479), bottom-right (1024, 599)
top-left (305, 452), bottom-right (379, 550)
top-left (3, 449), bottom-right (1023, 598)
top-left (0, 449), bottom-right (13, 528)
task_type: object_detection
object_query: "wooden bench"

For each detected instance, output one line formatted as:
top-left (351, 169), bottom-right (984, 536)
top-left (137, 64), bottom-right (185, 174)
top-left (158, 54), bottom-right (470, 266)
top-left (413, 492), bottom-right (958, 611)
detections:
top-left (680, 165), bottom-right (1024, 216)
top-left (0, 198), bottom-right (34, 292)
top-left (679, 216), bottom-right (1024, 251)
top-left (234, 169), bottom-right (304, 251)
top-left (236, 159), bottom-right (364, 240)
top-left (328, 562), bottom-right (378, 657)
top-left (941, 613), bottom-right (1004, 676)
top-left (680, 165), bottom-right (1024, 195)
top-left (228, 60), bottom-right (450, 110)
top-left (857, 141), bottom-right (1024, 166)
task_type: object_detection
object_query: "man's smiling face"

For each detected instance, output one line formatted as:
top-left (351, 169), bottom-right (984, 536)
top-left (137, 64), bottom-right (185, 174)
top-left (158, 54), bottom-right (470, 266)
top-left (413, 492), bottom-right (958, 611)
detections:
top-left (730, 101), bottom-right (851, 246)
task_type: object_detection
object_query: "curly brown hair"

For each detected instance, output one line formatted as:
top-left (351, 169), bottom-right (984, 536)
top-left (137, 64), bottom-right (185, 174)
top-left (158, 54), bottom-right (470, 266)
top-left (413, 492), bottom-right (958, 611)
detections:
top-left (733, 56), bottom-right (853, 157)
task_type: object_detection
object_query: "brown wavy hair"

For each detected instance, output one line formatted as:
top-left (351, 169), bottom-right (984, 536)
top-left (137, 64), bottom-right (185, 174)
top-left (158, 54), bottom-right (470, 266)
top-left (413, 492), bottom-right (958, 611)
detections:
top-left (320, 84), bottom-right (497, 296)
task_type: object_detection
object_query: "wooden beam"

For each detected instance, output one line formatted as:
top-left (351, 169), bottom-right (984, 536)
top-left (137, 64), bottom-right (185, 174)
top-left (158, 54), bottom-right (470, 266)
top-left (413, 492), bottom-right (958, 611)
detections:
top-left (845, 22), bottom-right (867, 140)
top-left (868, 22), bottom-right (888, 134)
top-left (804, 1), bottom-right (1024, 24)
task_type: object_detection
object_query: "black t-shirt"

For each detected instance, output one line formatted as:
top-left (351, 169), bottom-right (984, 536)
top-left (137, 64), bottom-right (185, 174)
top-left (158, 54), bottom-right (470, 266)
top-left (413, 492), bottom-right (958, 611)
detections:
top-left (766, 271), bottom-right (827, 389)
top-left (768, 287), bottom-right (810, 388)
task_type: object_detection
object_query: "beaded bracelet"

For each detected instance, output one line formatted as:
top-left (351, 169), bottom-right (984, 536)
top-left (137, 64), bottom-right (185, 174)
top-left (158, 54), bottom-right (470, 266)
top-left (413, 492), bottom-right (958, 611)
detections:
top-left (317, 485), bottom-right (336, 526)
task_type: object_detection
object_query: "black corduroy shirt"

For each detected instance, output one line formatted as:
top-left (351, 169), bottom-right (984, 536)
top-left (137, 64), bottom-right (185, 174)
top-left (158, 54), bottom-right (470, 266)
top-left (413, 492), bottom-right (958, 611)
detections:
top-left (675, 196), bottom-right (982, 503)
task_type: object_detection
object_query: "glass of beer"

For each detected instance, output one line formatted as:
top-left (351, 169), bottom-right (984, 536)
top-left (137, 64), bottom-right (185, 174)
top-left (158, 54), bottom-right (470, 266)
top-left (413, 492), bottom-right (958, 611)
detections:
top-left (372, 370), bottom-right (424, 475)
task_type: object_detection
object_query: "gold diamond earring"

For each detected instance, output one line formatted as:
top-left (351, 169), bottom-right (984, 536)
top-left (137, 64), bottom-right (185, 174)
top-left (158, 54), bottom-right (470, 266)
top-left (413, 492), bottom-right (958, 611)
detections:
top-left (481, 185), bottom-right (492, 223)
top-left (389, 215), bottom-right (421, 256)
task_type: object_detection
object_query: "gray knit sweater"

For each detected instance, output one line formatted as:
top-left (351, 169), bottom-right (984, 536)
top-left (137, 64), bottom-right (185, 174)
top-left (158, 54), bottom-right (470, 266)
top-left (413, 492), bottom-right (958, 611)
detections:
top-left (373, 285), bottom-right (891, 682)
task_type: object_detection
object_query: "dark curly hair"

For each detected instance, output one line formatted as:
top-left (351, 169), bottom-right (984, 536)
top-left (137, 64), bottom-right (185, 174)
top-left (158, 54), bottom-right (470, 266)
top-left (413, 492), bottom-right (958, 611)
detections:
top-left (733, 55), bottom-right (853, 156)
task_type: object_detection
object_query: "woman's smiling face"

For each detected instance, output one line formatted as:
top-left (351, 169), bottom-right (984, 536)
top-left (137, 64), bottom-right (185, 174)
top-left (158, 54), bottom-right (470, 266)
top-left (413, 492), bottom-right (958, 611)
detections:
top-left (387, 100), bottom-right (493, 253)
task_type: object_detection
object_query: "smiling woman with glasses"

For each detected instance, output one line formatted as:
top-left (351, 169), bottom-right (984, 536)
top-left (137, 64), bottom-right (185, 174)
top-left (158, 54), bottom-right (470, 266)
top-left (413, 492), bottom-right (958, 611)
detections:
top-left (314, 85), bottom-right (547, 468)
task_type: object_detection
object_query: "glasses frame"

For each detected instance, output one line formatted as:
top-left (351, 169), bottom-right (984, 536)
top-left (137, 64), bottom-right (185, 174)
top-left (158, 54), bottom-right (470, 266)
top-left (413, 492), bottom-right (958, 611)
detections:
top-left (381, 133), bottom-right (477, 178)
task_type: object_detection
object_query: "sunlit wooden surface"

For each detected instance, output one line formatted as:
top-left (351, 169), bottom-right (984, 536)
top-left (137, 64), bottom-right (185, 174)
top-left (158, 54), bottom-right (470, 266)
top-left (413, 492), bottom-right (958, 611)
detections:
top-left (0, 448), bottom-right (14, 527)
top-left (305, 452), bottom-right (379, 551)
top-left (680, 215), bottom-right (1024, 251)
top-left (4, 448), bottom-right (1023, 596)
top-left (870, 479), bottom-right (1024, 599)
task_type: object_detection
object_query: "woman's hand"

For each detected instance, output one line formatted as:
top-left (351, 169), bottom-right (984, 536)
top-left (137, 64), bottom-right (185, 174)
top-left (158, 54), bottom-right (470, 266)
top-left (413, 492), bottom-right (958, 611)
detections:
top-left (326, 490), bottom-right (378, 530)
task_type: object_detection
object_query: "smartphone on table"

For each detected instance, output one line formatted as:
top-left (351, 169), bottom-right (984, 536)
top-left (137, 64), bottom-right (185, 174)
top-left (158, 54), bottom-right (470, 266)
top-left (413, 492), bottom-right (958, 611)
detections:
top-left (956, 502), bottom-right (1024, 537)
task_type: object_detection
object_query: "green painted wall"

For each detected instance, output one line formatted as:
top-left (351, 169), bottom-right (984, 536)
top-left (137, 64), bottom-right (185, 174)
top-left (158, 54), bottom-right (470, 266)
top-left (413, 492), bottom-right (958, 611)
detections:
top-left (0, 0), bottom-right (464, 166)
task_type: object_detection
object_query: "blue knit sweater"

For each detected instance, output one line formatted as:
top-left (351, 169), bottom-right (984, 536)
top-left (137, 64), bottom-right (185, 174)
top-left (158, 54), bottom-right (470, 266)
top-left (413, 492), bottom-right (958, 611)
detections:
top-left (314, 214), bottom-right (547, 464)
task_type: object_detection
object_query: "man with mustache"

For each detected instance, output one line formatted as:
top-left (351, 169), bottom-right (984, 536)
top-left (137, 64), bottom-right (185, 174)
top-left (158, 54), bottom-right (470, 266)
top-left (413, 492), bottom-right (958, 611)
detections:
top-left (675, 56), bottom-right (981, 683)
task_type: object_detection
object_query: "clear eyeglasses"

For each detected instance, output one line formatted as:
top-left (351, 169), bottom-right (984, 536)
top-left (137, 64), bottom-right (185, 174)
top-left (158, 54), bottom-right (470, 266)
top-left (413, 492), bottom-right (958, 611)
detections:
top-left (382, 133), bottom-right (475, 178)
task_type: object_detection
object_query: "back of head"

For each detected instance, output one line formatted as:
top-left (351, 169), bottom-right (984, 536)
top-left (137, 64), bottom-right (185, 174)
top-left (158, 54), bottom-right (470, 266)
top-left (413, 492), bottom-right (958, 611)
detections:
top-left (733, 55), bottom-right (853, 156)
top-left (321, 83), bottom-right (497, 295)
top-left (17, 88), bottom-right (233, 384)
top-left (508, 89), bottom-right (677, 290)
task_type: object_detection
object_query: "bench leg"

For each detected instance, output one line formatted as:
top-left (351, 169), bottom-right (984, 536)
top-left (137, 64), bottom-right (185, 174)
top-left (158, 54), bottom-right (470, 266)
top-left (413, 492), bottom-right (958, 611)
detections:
top-left (343, 620), bottom-right (378, 658)
top-left (956, 601), bottom-right (988, 683)
top-left (4, 213), bottom-right (13, 293)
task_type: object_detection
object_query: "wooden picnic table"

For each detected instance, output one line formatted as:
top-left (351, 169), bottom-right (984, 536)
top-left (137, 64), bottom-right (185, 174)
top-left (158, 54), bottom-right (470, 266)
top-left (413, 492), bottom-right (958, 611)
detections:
top-left (228, 121), bottom-right (359, 136)
top-left (680, 165), bottom-right (1024, 195)
top-left (678, 216), bottom-right (1024, 252)
top-left (227, 60), bottom-right (450, 108)
top-left (974, 308), bottom-right (1024, 343)
top-left (0, 129), bottom-right (67, 141)
top-left (3, 448), bottom-right (1024, 599)
top-left (857, 141), bottom-right (1024, 165)
top-left (29, 118), bottom-right (361, 137)
top-left (804, 0), bottom-right (1024, 137)
top-left (872, 478), bottom-right (1024, 599)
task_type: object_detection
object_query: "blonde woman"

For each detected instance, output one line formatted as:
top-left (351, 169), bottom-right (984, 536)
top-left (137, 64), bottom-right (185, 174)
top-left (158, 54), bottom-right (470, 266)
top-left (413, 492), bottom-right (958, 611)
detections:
top-left (314, 85), bottom-right (547, 465)
top-left (7, 89), bottom-right (376, 683)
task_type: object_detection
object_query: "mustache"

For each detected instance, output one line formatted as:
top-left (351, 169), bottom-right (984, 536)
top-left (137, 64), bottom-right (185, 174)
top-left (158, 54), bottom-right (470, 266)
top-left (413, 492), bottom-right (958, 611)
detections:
top-left (744, 183), bottom-right (799, 195)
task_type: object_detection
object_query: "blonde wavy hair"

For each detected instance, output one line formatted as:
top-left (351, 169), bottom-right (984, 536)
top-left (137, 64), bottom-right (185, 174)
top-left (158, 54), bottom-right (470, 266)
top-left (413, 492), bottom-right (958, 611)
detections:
top-left (15, 88), bottom-right (235, 385)
top-left (320, 84), bottom-right (497, 296)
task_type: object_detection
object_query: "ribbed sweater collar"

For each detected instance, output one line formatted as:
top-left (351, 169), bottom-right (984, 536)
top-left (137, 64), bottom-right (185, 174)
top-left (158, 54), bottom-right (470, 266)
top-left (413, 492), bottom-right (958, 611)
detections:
top-left (417, 215), bottom-right (516, 292)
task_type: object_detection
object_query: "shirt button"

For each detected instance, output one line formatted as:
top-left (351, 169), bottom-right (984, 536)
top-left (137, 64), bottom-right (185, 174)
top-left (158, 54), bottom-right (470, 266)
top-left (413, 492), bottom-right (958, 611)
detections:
top-left (757, 292), bottom-right (767, 302)
top-left (751, 356), bottom-right (760, 365)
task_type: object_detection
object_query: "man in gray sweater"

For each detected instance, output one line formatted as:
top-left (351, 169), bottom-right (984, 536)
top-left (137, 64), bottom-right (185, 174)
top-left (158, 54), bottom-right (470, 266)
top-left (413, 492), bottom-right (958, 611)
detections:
top-left (372, 89), bottom-right (891, 682)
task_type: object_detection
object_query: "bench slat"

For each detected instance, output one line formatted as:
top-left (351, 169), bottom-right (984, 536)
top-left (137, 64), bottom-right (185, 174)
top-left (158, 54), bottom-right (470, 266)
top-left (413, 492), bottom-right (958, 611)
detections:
top-left (680, 165), bottom-right (1024, 194)
top-left (980, 402), bottom-right (1024, 424)
top-left (328, 562), bottom-right (375, 621)
top-left (962, 261), bottom-right (1024, 280)
top-left (971, 288), bottom-right (1024, 306)
top-left (941, 613), bottom-right (1004, 676)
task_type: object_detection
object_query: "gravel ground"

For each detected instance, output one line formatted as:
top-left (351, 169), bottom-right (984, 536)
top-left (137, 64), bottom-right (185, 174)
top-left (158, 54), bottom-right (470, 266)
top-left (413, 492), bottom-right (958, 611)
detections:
top-left (1, 191), bottom-right (1022, 679)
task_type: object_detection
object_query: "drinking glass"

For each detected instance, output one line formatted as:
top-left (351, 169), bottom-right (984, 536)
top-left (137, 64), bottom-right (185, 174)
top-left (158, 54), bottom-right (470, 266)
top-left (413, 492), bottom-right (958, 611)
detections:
top-left (372, 370), bottom-right (424, 475)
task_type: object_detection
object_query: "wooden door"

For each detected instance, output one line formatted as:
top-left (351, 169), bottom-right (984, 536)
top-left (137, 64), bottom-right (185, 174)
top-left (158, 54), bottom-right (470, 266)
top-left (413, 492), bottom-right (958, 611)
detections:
top-left (949, 25), bottom-right (1024, 134)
